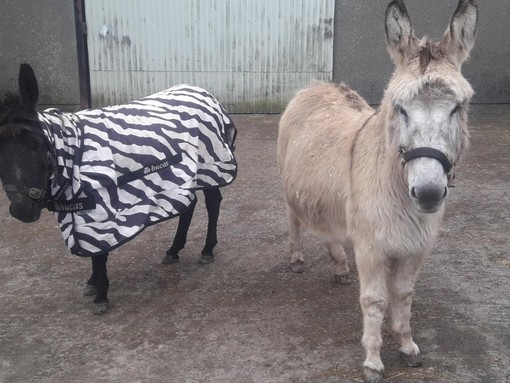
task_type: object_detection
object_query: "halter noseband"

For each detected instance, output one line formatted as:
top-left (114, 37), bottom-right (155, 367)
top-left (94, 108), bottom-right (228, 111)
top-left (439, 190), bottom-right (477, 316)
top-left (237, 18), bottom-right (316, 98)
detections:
top-left (399, 147), bottom-right (456, 186)
top-left (2, 184), bottom-right (46, 201)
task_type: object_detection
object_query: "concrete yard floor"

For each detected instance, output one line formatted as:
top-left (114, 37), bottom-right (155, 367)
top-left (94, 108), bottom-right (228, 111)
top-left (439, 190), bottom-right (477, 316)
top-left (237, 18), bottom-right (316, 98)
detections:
top-left (0, 108), bottom-right (509, 383)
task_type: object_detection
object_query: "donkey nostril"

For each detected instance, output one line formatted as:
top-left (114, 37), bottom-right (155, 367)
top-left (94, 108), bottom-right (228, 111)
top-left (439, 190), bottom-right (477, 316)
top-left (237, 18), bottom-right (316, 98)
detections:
top-left (411, 185), bottom-right (447, 213)
top-left (442, 187), bottom-right (448, 200)
top-left (414, 185), bottom-right (445, 203)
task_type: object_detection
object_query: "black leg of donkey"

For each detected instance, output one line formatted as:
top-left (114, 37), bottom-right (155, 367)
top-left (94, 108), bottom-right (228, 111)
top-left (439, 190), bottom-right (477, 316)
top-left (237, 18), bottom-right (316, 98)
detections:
top-left (201, 188), bottom-right (223, 264)
top-left (161, 188), bottom-right (223, 265)
top-left (84, 253), bottom-right (110, 315)
top-left (161, 198), bottom-right (198, 265)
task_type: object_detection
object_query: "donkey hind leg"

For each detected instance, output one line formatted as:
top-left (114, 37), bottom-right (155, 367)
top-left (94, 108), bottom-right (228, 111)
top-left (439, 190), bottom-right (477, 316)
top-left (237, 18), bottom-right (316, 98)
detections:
top-left (327, 241), bottom-right (352, 285)
top-left (199, 188), bottom-right (223, 265)
top-left (84, 253), bottom-right (110, 315)
top-left (356, 246), bottom-right (388, 383)
top-left (288, 210), bottom-right (305, 273)
top-left (161, 198), bottom-right (198, 264)
top-left (388, 257), bottom-right (423, 368)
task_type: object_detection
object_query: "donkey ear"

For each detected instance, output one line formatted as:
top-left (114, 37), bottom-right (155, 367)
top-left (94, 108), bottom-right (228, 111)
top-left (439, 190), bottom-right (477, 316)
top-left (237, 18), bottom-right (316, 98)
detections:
top-left (385, 0), bottom-right (418, 66)
top-left (441, 0), bottom-right (478, 68)
top-left (18, 63), bottom-right (39, 113)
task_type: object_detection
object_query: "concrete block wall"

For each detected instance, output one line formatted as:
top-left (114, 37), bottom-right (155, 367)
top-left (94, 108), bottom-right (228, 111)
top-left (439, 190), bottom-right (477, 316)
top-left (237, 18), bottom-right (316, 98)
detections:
top-left (0, 0), bottom-right (80, 111)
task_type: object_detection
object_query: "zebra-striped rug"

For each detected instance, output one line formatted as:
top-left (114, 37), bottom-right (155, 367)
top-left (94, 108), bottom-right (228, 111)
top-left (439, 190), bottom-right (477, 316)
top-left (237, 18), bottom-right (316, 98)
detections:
top-left (39, 85), bottom-right (237, 256)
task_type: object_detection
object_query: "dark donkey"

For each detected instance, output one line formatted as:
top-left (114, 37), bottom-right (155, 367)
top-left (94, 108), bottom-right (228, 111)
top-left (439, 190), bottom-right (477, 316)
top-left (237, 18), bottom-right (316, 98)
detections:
top-left (0, 64), bottom-right (237, 314)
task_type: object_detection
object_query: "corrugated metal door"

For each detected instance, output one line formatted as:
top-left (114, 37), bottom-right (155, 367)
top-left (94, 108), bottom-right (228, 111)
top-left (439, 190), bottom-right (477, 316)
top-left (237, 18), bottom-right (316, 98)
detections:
top-left (85, 0), bottom-right (334, 113)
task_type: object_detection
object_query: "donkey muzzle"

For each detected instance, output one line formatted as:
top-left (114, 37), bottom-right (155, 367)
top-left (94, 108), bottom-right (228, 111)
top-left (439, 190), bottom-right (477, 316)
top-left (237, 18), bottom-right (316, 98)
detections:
top-left (4, 185), bottom-right (45, 223)
top-left (404, 152), bottom-right (450, 214)
top-left (9, 202), bottom-right (42, 223)
top-left (410, 183), bottom-right (448, 213)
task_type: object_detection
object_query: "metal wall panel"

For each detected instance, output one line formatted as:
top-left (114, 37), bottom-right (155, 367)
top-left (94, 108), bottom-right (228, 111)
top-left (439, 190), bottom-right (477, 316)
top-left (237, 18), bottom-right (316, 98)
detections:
top-left (85, 0), bottom-right (334, 113)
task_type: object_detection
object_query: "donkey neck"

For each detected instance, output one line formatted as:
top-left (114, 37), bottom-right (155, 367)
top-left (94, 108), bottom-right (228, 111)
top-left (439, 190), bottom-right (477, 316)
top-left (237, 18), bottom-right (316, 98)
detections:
top-left (351, 107), bottom-right (408, 198)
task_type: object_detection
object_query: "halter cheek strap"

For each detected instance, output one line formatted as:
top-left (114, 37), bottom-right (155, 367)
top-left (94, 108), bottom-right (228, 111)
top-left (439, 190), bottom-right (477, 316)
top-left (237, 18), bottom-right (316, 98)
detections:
top-left (399, 147), bottom-right (456, 186)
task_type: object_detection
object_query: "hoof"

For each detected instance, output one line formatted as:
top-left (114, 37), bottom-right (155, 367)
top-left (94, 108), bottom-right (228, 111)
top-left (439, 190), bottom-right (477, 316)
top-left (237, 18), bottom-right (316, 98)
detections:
top-left (334, 273), bottom-right (352, 285)
top-left (92, 301), bottom-right (109, 315)
top-left (400, 351), bottom-right (423, 367)
top-left (83, 284), bottom-right (97, 297)
top-left (161, 254), bottom-right (179, 264)
top-left (199, 253), bottom-right (214, 265)
top-left (363, 367), bottom-right (383, 383)
top-left (290, 260), bottom-right (305, 274)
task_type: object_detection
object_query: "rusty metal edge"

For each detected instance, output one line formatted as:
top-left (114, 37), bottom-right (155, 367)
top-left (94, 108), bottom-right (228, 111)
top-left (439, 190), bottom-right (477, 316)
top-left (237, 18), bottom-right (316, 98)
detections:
top-left (74, 0), bottom-right (91, 109)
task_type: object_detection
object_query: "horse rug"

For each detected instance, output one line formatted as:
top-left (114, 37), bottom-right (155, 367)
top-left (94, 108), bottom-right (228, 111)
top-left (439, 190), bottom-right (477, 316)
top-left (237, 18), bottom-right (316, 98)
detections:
top-left (39, 85), bottom-right (237, 256)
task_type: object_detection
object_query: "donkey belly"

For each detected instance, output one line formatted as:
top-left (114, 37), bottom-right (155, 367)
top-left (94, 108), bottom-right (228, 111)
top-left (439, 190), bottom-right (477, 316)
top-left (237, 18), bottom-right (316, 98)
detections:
top-left (280, 128), bottom-right (353, 246)
top-left (286, 193), bottom-right (350, 243)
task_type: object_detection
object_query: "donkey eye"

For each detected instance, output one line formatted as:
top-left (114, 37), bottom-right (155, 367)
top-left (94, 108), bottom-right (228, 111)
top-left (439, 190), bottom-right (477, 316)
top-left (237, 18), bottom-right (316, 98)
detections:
top-left (450, 104), bottom-right (461, 116)
top-left (29, 142), bottom-right (42, 151)
top-left (396, 105), bottom-right (408, 121)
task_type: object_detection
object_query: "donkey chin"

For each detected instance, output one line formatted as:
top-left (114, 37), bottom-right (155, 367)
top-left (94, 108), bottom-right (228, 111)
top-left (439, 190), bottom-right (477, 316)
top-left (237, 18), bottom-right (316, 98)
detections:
top-left (411, 194), bottom-right (446, 214)
top-left (407, 160), bottom-right (449, 214)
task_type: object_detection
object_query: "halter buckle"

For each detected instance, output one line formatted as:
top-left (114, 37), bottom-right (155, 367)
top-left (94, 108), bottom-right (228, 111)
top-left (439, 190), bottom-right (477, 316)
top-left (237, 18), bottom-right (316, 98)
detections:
top-left (28, 188), bottom-right (43, 200)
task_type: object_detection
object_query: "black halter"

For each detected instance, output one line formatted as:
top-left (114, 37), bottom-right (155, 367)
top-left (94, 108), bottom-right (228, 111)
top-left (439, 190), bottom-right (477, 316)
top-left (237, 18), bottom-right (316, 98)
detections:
top-left (399, 147), bottom-right (456, 186)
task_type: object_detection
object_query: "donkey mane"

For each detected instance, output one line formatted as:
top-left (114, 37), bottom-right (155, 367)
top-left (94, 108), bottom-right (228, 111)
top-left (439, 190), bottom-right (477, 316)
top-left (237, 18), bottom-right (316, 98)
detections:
top-left (0, 93), bottom-right (36, 137)
top-left (0, 93), bottom-right (21, 121)
top-left (334, 83), bottom-right (368, 112)
top-left (418, 38), bottom-right (443, 73)
top-left (385, 56), bottom-right (474, 107)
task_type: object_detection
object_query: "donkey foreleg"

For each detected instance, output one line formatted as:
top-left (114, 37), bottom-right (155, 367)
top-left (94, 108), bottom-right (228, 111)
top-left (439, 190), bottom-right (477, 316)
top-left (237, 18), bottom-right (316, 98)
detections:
top-left (200, 188), bottom-right (223, 264)
top-left (288, 210), bottom-right (304, 273)
top-left (162, 198), bottom-right (198, 264)
top-left (388, 257), bottom-right (422, 368)
top-left (356, 247), bottom-right (388, 383)
top-left (326, 241), bottom-right (351, 285)
top-left (84, 253), bottom-right (109, 315)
